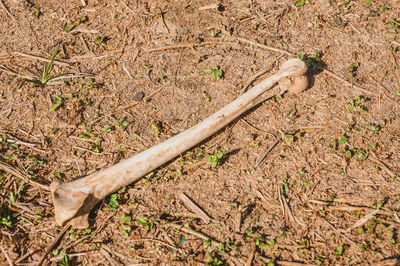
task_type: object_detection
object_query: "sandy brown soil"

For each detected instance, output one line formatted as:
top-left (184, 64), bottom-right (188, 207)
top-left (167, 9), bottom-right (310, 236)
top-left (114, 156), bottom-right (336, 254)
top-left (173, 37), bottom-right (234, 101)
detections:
top-left (1, 0), bottom-right (400, 265)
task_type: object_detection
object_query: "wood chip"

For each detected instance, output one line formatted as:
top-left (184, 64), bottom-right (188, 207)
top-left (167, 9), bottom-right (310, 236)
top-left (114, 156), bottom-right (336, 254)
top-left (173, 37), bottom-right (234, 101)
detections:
top-left (178, 192), bottom-right (212, 224)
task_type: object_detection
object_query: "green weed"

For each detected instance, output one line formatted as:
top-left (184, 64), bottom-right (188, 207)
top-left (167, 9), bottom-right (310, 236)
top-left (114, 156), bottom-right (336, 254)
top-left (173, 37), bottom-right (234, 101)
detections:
top-left (204, 66), bottom-right (223, 81)
top-left (207, 148), bottom-right (224, 168)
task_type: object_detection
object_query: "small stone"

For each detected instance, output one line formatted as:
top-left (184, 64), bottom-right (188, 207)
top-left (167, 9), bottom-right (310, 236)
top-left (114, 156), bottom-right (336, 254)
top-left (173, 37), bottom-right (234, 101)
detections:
top-left (134, 91), bottom-right (145, 101)
top-left (245, 134), bottom-right (256, 141)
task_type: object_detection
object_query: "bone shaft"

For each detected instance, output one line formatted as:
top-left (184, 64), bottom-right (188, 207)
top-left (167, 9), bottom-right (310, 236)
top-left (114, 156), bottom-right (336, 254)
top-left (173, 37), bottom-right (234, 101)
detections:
top-left (63, 75), bottom-right (280, 199)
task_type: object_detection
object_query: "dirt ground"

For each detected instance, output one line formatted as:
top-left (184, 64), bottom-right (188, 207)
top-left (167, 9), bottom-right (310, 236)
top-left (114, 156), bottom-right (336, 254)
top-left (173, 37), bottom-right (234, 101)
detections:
top-left (0, 0), bottom-right (400, 265)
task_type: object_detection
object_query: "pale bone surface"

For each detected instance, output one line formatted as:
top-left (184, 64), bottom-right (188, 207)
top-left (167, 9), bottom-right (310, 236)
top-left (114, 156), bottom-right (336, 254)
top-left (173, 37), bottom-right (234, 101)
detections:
top-left (50, 59), bottom-right (308, 228)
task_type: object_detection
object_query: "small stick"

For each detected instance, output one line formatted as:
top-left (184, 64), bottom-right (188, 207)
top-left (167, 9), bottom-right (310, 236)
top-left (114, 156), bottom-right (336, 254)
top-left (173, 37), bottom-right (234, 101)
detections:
top-left (321, 218), bottom-right (358, 248)
top-left (35, 223), bottom-right (71, 266)
top-left (165, 223), bottom-right (219, 243)
top-left (242, 55), bottom-right (284, 93)
top-left (100, 247), bottom-right (121, 266)
top-left (130, 238), bottom-right (182, 251)
top-left (278, 184), bottom-right (301, 227)
top-left (0, 161), bottom-right (49, 191)
top-left (237, 37), bottom-right (292, 56)
top-left (198, 3), bottom-right (219, 10)
top-left (322, 68), bottom-right (379, 96)
top-left (6, 138), bottom-right (46, 153)
top-left (369, 152), bottom-right (398, 180)
top-left (68, 49), bottom-right (123, 61)
top-left (346, 209), bottom-right (380, 232)
top-left (0, 64), bottom-right (33, 79)
top-left (0, 0), bottom-right (16, 21)
top-left (254, 134), bottom-right (281, 168)
top-left (147, 41), bottom-right (229, 53)
top-left (0, 245), bottom-right (13, 266)
top-left (276, 261), bottom-right (316, 266)
top-left (178, 192), bottom-right (212, 224)
top-left (12, 52), bottom-right (70, 67)
top-left (245, 243), bottom-right (256, 266)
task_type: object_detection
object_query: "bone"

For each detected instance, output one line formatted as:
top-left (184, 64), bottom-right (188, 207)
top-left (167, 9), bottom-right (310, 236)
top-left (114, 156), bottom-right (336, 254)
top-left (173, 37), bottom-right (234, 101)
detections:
top-left (50, 59), bottom-right (308, 228)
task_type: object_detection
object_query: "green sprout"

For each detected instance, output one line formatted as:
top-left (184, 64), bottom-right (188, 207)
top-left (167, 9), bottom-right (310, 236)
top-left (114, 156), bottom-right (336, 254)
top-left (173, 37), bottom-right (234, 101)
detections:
top-left (207, 148), bottom-right (225, 167)
top-left (204, 66), bottom-right (223, 81)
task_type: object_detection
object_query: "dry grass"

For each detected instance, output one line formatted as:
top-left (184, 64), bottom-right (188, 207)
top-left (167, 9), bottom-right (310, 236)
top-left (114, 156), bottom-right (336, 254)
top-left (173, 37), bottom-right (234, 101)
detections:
top-left (0, 0), bottom-right (399, 265)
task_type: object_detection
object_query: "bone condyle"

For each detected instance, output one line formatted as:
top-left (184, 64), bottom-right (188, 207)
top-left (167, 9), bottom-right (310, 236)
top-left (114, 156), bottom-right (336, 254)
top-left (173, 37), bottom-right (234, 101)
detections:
top-left (50, 59), bottom-right (308, 229)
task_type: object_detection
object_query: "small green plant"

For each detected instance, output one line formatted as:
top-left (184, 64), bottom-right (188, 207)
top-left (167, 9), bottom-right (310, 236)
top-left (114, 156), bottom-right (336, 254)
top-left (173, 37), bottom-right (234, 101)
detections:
top-left (254, 237), bottom-right (265, 247)
top-left (388, 20), bottom-right (400, 33)
top-left (135, 216), bottom-right (155, 230)
top-left (204, 66), bottom-right (223, 81)
top-left (1, 215), bottom-right (13, 228)
top-left (107, 193), bottom-right (119, 210)
top-left (267, 238), bottom-right (275, 249)
top-left (207, 252), bottom-right (224, 266)
top-left (347, 62), bottom-right (359, 76)
top-left (334, 245), bottom-right (344, 256)
top-left (207, 148), bottom-right (224, 167)
top-left (345, 96), bottom-right (366, 112)
top-left (50, 96), bottom-right (63, 111)
top-left (343, 1), bottom-right (353, 9)
top-left (204, 239), bottom-right (211, 248)
top-left (364, 0), bottom-right (373, 7)
top-left (295, 0), bottom-right (307, 7)
top-left (115, 118), bottom-right (129, 131)
top-left (19, 47), bottom-right (62, 88)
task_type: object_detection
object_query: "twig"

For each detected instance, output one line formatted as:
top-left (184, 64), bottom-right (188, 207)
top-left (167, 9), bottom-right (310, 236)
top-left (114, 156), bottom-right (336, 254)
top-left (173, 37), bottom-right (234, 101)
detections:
top-left (369, 152), bottom-right (398, 180)
top-left (100, 248), bottom-right (121, 266)
top-left (0, 64), bottom-right (33, 79)
top-left (70, 28), bottom-right (99, 34)
top-left (122, 66), bottom-right (133, 79)
top-left (237, 37), bottom-right (292, 56)
top-left (0, 0), bottom-right (16, 21)
top-left (178, 192), bottom-right (212, 224)
top-left (12, 52), bottom-right (70, 67)
top-left (6, 138), bottom-right (46, 153)
top-left (130, 238), bottom-right (182, 252)
top-left (103, 245), bottom-right (155, 262)
top-left (62, 213), bottom-right (113, 252)
top-left (276, 261), bottom-right (316, 266)
top-left (0, 245), bottom-right (13, 266)
top-left (346, 209), bottom-right (380, 232)
top-left (67, 48), bottom-right (124, 61)
top-left (50, 252), bottom-right (87, 262)
top-left (278, 184), bottom-right (302, 227)
top-left (182, 160), bottom-right (206, 174)
top-left (235, 205), bottom-right (242, 233)
top-left (374, 258), bottom-right (400, 266)
top-left (245, 243), bottom-right (256, 266)
top-left (242, 54), bottom-right (284, 93)
top-left (322, 69), bottom-right (376, 96)
top-left (121, 0), bottom-right (135, 13)
top-left (321, 218), bottom-right (358, 248)
top-left (255, 134), bottom-right (281, 168)
top-left (35, 223), bottom-right (71, 266)
top-left (198, 3), bottom-right (219, 10)
top-left (72, 146), bottom-right (102, 155)
top-left (146, 41), bottom-right (230, 53)
top-left (0, 161), bottom-right (49, 191)
top-left (165, 223), bottom-right (220, 244)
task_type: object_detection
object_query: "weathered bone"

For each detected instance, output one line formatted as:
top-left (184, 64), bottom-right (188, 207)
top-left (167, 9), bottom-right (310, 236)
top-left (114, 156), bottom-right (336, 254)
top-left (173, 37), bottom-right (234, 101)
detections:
top-left (50, 59), bottom-right (308, 228)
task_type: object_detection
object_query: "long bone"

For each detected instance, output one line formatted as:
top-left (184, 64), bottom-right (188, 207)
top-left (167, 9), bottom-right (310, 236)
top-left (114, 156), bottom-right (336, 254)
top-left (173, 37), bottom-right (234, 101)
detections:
top-left (50, 59), bottom-right (308, 228)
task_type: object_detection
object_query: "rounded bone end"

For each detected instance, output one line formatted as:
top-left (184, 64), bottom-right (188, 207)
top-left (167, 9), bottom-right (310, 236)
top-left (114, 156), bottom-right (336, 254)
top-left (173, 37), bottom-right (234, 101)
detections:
top-left (50, 181), bottom-right (90, 228)
top-left (278, 75), bottom-right (309, 94)
top-left (277, 59), bottom-right (309, 94)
